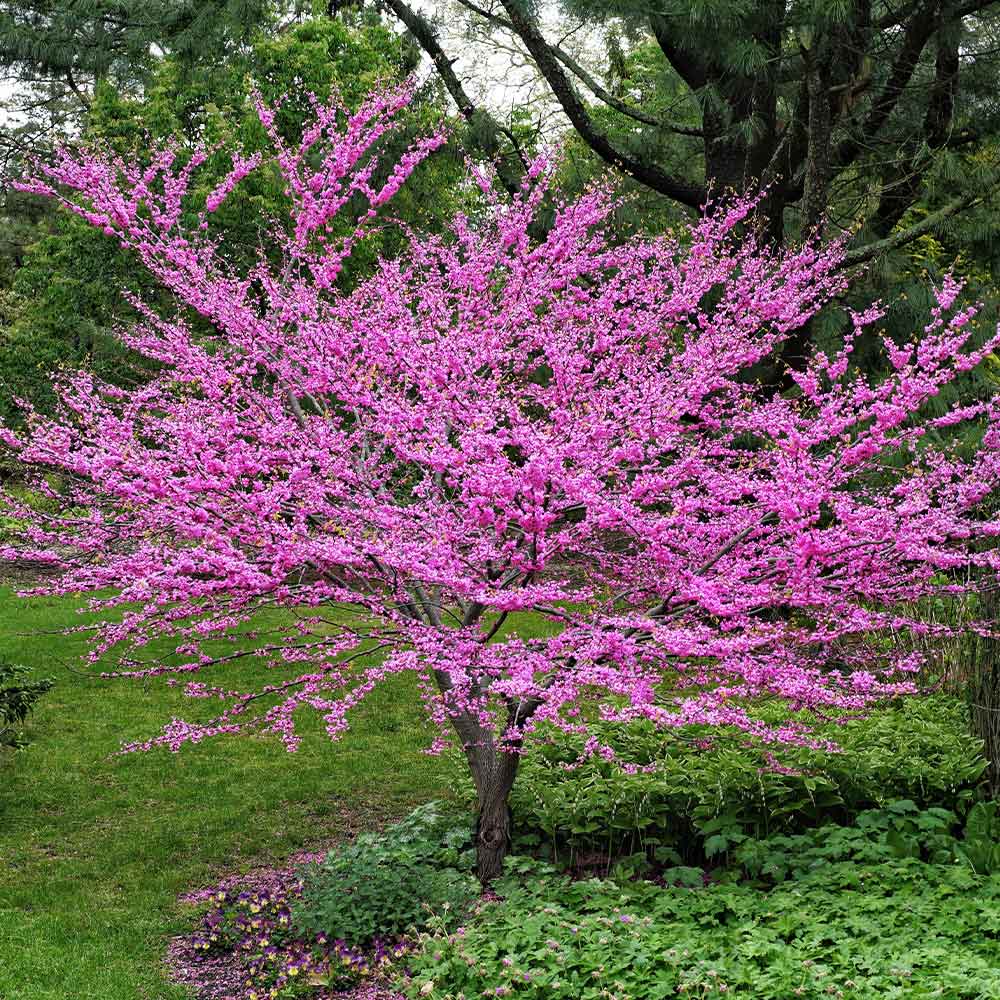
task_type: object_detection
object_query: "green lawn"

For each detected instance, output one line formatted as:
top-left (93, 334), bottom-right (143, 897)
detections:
top-left (0, 587), bottom-right (457, 1000)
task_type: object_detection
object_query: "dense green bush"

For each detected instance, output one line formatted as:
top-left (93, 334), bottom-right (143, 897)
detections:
top-left (509, 696), bottom-right (986, 865)
top-left (403, 854), bottom-right (1000, 999)
top-left (0, 660), bottom-right (52, 750)
top-left (734, 799), bottom-right (1000, 881)
top-left (292, 802), bottom-right (477, 947)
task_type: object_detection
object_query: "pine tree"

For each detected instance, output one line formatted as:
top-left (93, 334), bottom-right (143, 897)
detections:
top-left (390, 1), bottom-right (1000, 268)
top-left (0, 0), bottom-right (269, 88)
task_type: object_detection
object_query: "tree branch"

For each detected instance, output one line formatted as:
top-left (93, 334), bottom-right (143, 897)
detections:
top-left (829, 1), bottom-right (940, 178)
top-left (382, 0), bottom-right (526, 197)
top-left (873, 0), bottom-right (998, 27)
top-left (453, 0), bottom-right (702, 135)
top-left (495, 0), bottom-right (705, 207)
top-left (841, 189), bottom-right (988, 267)
top-left (648, 14), bottom-right (710, 91)
top-left (63, 68), bottom-right (90, 110)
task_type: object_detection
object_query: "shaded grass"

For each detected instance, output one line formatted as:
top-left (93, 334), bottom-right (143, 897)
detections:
top-left (0, 587), bottom-right (457, 1000)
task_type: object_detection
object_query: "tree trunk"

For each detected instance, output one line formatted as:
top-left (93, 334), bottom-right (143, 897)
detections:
top-left (440, 685), bottom-right (539, 885)
top-left (469, 743), bottom-right (520, 884)
top-left (801, 45), bottom-right (832, 237)
top-left (968, 587), bottom-right (1000, 797)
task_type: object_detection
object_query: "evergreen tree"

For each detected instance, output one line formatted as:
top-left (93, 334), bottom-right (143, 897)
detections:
top-left (390, 1), bottom-right (1000, 270)
top-left (0, 0), bottom-right (269, 86)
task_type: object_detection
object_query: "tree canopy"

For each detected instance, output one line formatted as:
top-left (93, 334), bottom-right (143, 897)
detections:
top-left (390, 1), bottom-right (1000, 257)
top-left (4, 2), bottom-right (1000, 411)
top-left (0, 10), bottom-right (467, 426)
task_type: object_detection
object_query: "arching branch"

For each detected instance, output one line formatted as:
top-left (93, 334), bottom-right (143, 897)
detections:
top-left (495, 0), bottom-right (706, 208)
top-left (453, 0), bottom-right (702, 136)
top-left (382, 0), bottom-right (527, 197)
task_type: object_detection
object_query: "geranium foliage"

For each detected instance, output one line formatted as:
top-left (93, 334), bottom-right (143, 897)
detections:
top-left (4, 82), bottom-right (1000, 878)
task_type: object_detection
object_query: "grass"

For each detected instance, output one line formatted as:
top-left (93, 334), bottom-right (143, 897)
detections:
top-left (0, 586), bottom-right (458, 1000)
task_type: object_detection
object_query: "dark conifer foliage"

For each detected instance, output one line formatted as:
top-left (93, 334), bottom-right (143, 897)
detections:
top-left (390, 0), bottom-right (1000, 261)
top-left (0, 0), bottom-right (268, 85)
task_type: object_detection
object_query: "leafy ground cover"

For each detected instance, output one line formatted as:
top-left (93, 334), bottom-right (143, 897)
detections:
top-left (404, 853), bottom-right (1000, 1000)
top-left (167, 708), bottom-right (996, 1000)
top-left (171, 803), bottom-right (477, 1000)
top-left (506, 700), bottom-right (987, 868)
top-left (0, 587), bottom-right (455, 1000)
top-left (175, 797), bottom-right (1000, 1000)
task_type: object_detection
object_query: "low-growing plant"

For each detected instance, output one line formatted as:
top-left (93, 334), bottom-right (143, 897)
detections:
top-left (955, 800), bottom-right (1000, 875)
top-left (403, 856), bottom-right (1000, 999)
top-left (0, 660), bottom-right (53, 750)
top-left (184, 804), bottom-right (476, 999)
top-left (292, 802), bottom-right (478, 946)
top-left (186, 861), bottom-right (411, 998)
top-left (509, 696), bottom-right (986, 866)
top-left (733, 800), bottom-right (964, 881)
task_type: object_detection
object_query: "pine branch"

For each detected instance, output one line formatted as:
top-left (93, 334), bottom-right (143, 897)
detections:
top-left (495, 0), bottom-right (706, 208)
top-left (841, 189), bottom-right (989, 268)
top-left (648, 13), bottom-right (710, 91)
top-left (824, 1), bottom-right (940, 184)
top-left (452, 0), bottom-right (703, 136)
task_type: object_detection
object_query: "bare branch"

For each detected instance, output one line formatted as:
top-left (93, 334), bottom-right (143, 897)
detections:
top-left (495, 0), bottom-right (706, 207)
top-left (383, 0), bottom-right (526, 196)
top-left (453, 0), bottom-right (702, 135)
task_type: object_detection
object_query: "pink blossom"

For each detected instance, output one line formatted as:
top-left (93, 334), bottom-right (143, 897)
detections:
top-left (3, 83), bottom-right (1000, 778)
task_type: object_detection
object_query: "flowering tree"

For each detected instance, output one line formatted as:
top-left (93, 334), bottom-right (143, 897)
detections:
top-left (4, 83), bottom-right (1000, 882)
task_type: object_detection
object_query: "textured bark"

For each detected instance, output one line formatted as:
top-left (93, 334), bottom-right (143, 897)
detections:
top-left (441, 686), bottom-right (539, 884)
top-left (469, 744), bottom-right (520, 884)
top-left (801, 47), bottom-right (832, 236)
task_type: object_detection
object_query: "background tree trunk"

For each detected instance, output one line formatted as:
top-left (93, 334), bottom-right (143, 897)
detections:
top-left (969, 587), bottom-right (1000, 797)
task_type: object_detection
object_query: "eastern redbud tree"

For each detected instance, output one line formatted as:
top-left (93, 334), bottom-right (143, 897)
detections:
top-left (4, 84), bottom-right (1000, 882)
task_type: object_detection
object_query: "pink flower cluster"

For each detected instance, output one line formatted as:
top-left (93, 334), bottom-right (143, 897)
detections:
top-left (5, 83), bottom-right (1000, 760)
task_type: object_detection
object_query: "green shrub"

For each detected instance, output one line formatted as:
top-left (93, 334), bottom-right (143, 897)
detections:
top-left (292, 802), bottom-right (477, 946)
top-left (403, 856), bottom-right (1000, 999)
top-left (509, 696), bottom-right (986, 865)
top-left (0, 660), bottom-right (53, 750)
top-left (955, 800), bottom-right (1000, 875)
top-left (732, 800), bottom-right (978, 881)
